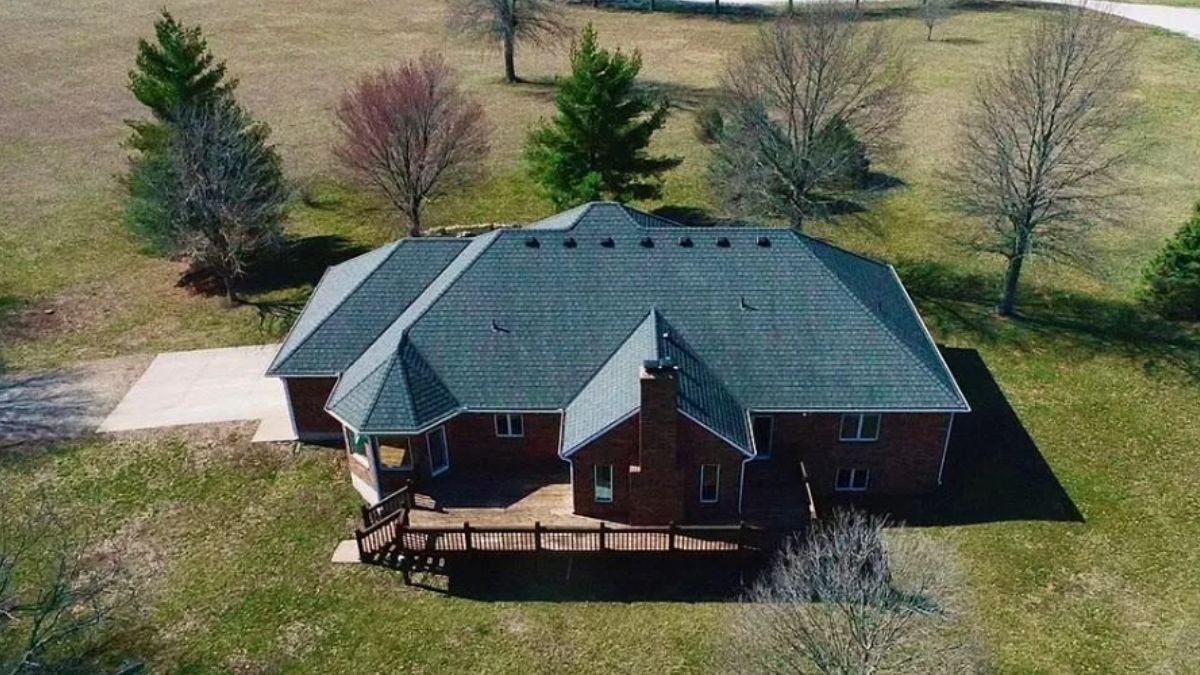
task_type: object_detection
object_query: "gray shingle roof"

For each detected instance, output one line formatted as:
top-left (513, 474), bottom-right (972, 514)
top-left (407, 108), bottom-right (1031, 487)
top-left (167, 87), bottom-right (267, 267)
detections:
top-left (275, 202), bottom-right (968, 445)
top-left (267, 239), bottom-right (470, 376)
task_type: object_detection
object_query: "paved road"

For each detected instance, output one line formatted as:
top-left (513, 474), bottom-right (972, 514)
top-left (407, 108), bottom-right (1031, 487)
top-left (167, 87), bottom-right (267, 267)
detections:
top-left (675, 0), bottom-right (1200, 42)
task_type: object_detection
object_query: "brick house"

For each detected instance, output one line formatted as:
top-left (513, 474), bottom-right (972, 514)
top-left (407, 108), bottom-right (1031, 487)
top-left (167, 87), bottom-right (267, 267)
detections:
top-left (267, 203), bottom-right (968, 526)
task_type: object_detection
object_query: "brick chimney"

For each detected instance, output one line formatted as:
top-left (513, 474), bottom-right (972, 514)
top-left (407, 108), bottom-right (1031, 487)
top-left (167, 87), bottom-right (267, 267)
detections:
top-left (629, 358), bottom-right (686, 524)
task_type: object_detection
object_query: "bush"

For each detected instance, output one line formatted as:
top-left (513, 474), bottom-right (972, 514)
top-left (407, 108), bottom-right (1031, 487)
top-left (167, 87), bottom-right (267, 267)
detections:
top-left (817, 115), bottom-right (870, 190)
top-left (694, 100), bottom-right (725, 144)
top-left (1142, 204), bottom-right (1200, 320)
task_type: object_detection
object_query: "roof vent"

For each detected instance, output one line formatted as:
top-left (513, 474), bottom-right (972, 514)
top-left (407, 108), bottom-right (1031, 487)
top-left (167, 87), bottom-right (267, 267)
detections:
top-left (491, 319), bottom-right (510, 334)
top-left (640, 236), bottom-right (654, 248)
top-left (740, 295), bottom-right (757, 311)
top-left (563, 237), bottom-right (577, 248)
top-left (601, 237), bottom-right (615, 248)
top-left (525, 236), bottom-right (540, 248)
top-left (757, 236), bottom-right (771, 247)
top-left (717, 237), bottom-right (731, 248)
top-left (679, 236), bottom-right (693, 248)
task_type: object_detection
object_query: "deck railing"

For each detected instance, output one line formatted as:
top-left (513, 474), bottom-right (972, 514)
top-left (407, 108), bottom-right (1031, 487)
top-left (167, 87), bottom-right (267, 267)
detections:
top-left (361, 482), bottom-right (415, 528)
top-left (356, 518), bottom-right (787, 563)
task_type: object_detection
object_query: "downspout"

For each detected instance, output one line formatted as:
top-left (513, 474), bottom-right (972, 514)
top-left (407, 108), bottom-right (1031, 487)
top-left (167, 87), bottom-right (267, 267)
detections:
top-left (936, 412), bottom-right (956, 486)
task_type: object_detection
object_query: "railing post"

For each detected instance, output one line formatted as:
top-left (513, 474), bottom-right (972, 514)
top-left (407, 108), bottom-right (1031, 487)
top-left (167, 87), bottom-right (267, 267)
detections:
top-left (535, 521), bottom-right (543, 551)
top-left (405, 483), bottom-right (415, 509)
top-left (355, 529), bottom-right (366, 561)
top-left (738, 520), bottom-right (747, 552)
top-left (599, 522), bottom-right (607, 551)
top-left (463, 522), bottom-right (473, 552)
top-left (668, 521), bottom-right (677, 552)
top-left (360, 504), bottom-right (371, 527)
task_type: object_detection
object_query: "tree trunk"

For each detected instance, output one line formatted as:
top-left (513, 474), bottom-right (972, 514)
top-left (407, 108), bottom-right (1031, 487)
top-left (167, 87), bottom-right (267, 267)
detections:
top-left (788, 0), bottom-right (794, 14)
top-left (222, 275), bottom-right (237, 308)
top-left (997, 229), bottom-right (1030, 316)
top-left (714, 0), bottom-right (720, 14)
top-left (409, 199), bottom-right (423, 238)
top-left (927, 24), bottom-right (934, 41)
top-left (503, 33), bottom-right (517, 83)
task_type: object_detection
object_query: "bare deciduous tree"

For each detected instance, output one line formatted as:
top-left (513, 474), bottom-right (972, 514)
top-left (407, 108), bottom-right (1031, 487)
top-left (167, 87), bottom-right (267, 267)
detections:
top-left (949, 5), bottom-right (1137, 316)
top-left (335, 55), bottom-right (490, 237)
top-left (722, 508), bottom-right (977, 675)
top-left (1, 492), bottom-right (131, 674)
top-left (712, 4), bottom-right (909, 231)
top-left (164, 99), bottom-right (288, 304)
top-left (446, 0), bottom-right (571, 84)
top-left (920, 0), bottom-right (949, 41)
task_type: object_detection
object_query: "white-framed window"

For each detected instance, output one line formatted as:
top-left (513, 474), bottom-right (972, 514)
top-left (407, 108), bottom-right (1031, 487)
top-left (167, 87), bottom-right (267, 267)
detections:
top-left (347, 430), bottom-right (371, 465)
top-left (594, 465), bottom-right (614, 503)
top-left (835, 468), bottom-right (870, 492)
top-left (752, 415), bottom-right (774, 459)
top-left (494, 413), bottom-right (525, 438)
top-left (839, 413), bottom-right (882, 442)
top-left (699, 464), bottom-right (720, 503)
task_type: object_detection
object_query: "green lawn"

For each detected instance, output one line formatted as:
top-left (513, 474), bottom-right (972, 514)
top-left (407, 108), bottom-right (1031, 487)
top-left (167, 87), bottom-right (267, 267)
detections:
top-left (3, 0), bottom-right (1200, 671)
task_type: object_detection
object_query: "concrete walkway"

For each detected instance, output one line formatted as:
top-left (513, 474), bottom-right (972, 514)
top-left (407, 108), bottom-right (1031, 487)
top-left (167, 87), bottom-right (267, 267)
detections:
top-left (675, 0), bottom-right (1200, 42)
top-left (98, 344), bottom-right (296, 443)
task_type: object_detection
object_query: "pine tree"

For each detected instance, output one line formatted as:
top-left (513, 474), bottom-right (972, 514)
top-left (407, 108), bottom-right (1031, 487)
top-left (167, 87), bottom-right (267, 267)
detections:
top-left (524, 24), bottom-right (681, 208)
top-left (126, 11), bottom-right (236, 151)
top-left (1143, 204), bottom-right (1200, 321)
top-left (123, 12), bottom-right (237, 254)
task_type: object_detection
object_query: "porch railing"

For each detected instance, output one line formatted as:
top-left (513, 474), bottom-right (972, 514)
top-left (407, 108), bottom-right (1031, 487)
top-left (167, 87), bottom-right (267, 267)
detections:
top-left (361, 481), bottom-right (414, 528)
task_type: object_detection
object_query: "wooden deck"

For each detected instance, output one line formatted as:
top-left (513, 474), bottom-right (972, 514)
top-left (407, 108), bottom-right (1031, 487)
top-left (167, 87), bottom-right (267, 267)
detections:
top-left (354, 473), bottom-right (810, 566)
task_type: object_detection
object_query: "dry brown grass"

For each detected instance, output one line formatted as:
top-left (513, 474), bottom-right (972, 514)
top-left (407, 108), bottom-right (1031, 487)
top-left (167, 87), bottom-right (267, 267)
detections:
top-left (4, 1), bottom-right (1200, 370)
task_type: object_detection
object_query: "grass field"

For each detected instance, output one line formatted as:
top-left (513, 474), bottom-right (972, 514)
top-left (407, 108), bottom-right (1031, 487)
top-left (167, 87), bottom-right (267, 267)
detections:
top-left (3, 0), bottom-right (1200, 672)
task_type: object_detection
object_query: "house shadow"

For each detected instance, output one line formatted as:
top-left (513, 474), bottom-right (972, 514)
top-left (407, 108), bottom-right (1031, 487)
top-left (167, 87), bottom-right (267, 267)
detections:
top-left (837, 347), bottom-right (1083, 526)
top-left (433, 554), bottom-right (767, 601)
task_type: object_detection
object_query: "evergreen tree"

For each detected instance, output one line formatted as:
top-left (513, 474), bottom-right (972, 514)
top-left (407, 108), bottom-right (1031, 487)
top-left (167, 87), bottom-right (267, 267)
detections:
top-left (524, 24), bottom-right (680, 208)
top-left (1143, 204), bottom-right (1200, 321)
top-left (123, 11), bottom-right (237, 254)
top-left (126, 11), bottom-right (236, 151)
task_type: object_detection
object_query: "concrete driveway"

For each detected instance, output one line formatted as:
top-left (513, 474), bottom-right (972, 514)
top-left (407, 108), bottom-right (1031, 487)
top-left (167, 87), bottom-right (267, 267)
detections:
top-left (98, 344), bottom-right (297, 443)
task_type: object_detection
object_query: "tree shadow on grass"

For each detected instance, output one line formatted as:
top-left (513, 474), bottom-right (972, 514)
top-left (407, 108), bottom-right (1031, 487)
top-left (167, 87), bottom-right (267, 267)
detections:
top-left (512, 75), bottom-right (717, 112)
top-left (584, 0), bottom-right (778, 21)
top-left (896, 259), bottom-right (1200, 382)
top-left (238, 234), bottom-right (369, 297)
top-left (435, 555), bottom-right (766, 601)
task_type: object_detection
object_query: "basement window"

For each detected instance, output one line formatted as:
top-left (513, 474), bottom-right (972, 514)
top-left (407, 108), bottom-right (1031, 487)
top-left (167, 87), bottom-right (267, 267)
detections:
top-left (494, 413), bottom-right (525, 438)
top-left (595, 465), bottom-right (614, 503)
top-left (835, 468), bottom-right (870, 492)
top-left (700, 464), bottom-right (720, 503)
top-left (839, 413), bottom-right (881, 442)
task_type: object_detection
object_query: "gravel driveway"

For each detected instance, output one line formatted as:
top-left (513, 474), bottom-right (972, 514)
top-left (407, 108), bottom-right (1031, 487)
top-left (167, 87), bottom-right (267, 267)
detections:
top-left (0, 354), bottom-right (152, 449)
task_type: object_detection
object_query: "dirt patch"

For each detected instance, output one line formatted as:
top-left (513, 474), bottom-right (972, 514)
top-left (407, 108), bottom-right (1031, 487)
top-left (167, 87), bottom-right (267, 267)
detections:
top-left (0, 291), bottom-right (112, 348)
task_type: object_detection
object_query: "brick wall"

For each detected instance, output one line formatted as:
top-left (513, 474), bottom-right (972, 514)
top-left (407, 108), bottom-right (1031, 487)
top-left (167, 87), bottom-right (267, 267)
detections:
top-left (571, 416), bottom-right (639, 521)
top-left (283, 377), bottom-right (341, 439)
top-left (742, 412), bottom-right (951, 511)
top-left (442, 413), bottom-right (562, 471)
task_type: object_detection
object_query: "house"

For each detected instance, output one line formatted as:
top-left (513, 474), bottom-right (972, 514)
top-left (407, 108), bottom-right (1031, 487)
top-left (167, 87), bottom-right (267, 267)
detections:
top-left (267, 203), bottom-right (968, 528)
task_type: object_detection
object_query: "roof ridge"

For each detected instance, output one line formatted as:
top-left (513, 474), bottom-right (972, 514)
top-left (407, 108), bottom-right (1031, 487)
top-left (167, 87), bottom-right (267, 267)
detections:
top-left (362, 348), bottom-right (407, 429)
top-left (793, 230), bottom-right (891, 269)
top-left (800, 240), bottom-right (962, 405)
top-left (330, 229), bottom-right (503, 408)
top-left (268, 240), bottom-right (403, 373)
top-left (563, 309), bottom-right (658, 407)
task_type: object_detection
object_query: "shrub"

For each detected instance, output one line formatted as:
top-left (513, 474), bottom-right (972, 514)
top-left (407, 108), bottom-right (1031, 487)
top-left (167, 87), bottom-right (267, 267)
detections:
top-left (1142, 204), bottom-right (1200, 321)
top-left (694, 100), bottom-right (725, 145)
